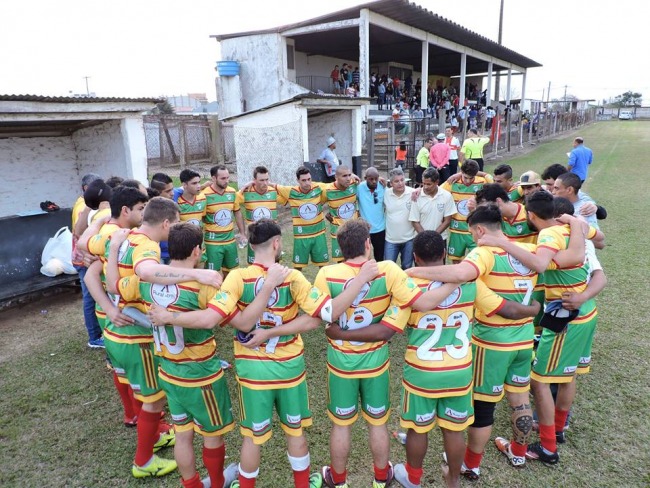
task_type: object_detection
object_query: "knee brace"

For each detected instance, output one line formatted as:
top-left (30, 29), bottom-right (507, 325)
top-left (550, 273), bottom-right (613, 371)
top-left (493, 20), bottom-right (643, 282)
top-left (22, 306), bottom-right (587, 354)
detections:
top-left (472, 400), bottom-right (496, 428)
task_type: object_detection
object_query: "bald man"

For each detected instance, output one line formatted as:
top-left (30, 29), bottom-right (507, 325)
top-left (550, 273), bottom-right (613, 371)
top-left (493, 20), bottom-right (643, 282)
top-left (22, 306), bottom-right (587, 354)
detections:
top-left (357, 166), bottom-right (386, 260)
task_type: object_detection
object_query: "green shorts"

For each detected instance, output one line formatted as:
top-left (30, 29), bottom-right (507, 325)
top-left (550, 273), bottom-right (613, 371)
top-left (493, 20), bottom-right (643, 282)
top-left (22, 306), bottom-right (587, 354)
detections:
top-left (104, 336), bottom-right (165, 403)
top-left (532, 317), bottom-right (597, 383)
top-left (447, 231), bottom-right (476, 260)
top-left (237, 379), bottom-right (312, 445)
top-left (159, 374), bottom-right (235, 437)
top-left (205, 241), bottom-right (239, 272)
top-left (400, 389), bottom-right (474, 433)
top-left (330, 233), bottom-right (343, 262)
top-left (473, 345), bottom-right (533, 402)
top-left (327, 369), bottom-right (391, 426)
top-left (293, 234), bottom-right (329, 268)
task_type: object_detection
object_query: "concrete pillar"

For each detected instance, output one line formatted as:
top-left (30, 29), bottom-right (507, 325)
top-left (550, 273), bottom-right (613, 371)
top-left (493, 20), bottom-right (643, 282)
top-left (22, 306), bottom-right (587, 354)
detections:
top-left (420, 40), bottom-right (428, 110)
top-left (359, 9), bottom-right (370, 98)
top-left (121, 116), bottom-right (148, 183)
top-left (459, 53), bottom-right (467, 107)
top-left (520, 70), bottom-right (527, 146)
top-left (486, 62), bottom-right (493, 107)
top-left (506, 68), bottom-right (512, 107)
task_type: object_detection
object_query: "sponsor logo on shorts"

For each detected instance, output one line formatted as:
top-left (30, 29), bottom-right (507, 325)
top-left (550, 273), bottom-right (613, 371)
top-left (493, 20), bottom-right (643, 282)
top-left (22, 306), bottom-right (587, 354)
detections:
top-left (563, 366), bottom-right (577, 374)
top-left (492, 385), bottom-right (504, 393)
top-left (511, 374), bottom-right (530, 384)
top-left (252, 419), bottom-right (271, 432)
top-left (335, 405), bottom-right (356, 417)
top-left (131, 384), bottom-right (142, 393)
top-left (416, 410), bottom-right (436, 423)
top-left (444, 407), bottom-right (468, 420)
top-left (579, 356), bottom-right (591, 364)
top-left (365, 404), bottom-right (386, 416)
top-left (286, 414), bottom-right (301, 425)
top-left (171, 413), bottom-right (188, 422)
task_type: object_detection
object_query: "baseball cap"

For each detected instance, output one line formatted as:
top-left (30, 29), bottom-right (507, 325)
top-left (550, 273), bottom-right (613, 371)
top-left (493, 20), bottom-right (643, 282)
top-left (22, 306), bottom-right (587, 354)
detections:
top-left (327, 136), bottom-right (336, 147)
top-left (436, 133), bottom-right (446, 141)
top-left (538, 299), bottom-right (580, 333)
top-left (518, 171), bottom-right (541, 186)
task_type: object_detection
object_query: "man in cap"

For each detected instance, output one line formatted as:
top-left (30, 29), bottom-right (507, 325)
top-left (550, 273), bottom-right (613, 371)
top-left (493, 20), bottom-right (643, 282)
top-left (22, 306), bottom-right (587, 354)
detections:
top-left (518, 171), bottom-right (543, 200)
top-left (318, 137), bottom-right (340, 183)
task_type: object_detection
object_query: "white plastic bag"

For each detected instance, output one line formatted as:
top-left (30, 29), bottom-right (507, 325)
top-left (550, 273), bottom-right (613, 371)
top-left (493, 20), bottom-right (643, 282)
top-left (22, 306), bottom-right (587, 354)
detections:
top-left (40, 227), bottom-right (77, 277)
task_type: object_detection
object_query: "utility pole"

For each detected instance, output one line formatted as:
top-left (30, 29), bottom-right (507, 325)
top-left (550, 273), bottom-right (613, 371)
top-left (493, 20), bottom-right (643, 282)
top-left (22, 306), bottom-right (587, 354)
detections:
top-left (563, 84), bottom-right (568, 112)
top-left (493, 0), bottom-right (504, 104)
top-left (83, 76), bottom-right (91, 97)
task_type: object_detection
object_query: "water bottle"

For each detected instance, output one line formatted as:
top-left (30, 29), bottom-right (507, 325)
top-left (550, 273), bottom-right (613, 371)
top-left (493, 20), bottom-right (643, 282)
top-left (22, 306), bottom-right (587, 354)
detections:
top-left (392, 431), bottom-right (407, 445)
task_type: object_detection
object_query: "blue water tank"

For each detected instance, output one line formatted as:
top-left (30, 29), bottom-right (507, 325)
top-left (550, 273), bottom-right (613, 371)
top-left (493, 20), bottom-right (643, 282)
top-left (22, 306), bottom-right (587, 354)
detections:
top-left (216, 61), bottom-right (240, 76)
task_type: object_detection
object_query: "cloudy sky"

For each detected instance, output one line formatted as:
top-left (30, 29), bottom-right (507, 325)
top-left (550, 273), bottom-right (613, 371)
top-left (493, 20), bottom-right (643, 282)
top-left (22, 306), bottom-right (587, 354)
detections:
top-left (2, 0), bottom-right (645, 104)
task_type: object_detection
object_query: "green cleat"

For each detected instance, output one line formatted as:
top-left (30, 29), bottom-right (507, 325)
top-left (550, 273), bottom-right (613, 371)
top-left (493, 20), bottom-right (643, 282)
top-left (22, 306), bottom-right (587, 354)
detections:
top-left (310, 471), bottom-right (323, 488)
top-left (132, 454), bottom-right (177, 478)
top-left (153, 430), bottom-right (175, 452)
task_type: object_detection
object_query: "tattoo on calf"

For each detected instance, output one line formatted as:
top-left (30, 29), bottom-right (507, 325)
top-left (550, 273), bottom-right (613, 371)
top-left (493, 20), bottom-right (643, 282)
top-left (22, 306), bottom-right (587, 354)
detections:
top-left (513, 414), bottom-right (533, 445)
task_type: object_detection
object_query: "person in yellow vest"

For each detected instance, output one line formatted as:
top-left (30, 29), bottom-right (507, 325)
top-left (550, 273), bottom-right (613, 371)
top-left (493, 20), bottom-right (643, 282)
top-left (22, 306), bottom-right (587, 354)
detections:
top-left (459, 129), bottom-right (491, 171)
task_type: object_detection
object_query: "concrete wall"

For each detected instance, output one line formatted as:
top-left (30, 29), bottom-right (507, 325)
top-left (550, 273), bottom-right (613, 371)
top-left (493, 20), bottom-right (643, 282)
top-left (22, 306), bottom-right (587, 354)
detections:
top-left (231, 103), bottom-right (305, 187)
top-left (308, 109), bottom-right (354, 169)
top-left (294, 52), bottom-right (359, 80)
top-left (219, 34), bottom-right (308, 119)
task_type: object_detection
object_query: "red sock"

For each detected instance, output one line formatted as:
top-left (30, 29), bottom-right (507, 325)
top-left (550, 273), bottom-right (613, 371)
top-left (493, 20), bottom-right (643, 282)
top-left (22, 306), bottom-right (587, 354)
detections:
top-left (511, 440), bottom-right (527, 457)
top-left (555, 408), bottom-right (569, 433)
top-left (293, 467), bottom-right (310, 488)
top-left (203, 445), bottom-right (225, 488)
top-left (238, 474), bottom-right (256, 488)
top-left (181, 472), bottom-right (203, 488)
top-left (331, 467), bottom-right (347, 485)
top-left (112, 372), bottom-right (135, 419)
top-left (128, 387), bottom-right (142, 417)
top-left (374, 463), bottom-right (390, 481)
top-left (134, 409), bottom-right (161, 466)
top-left (539, 423), bottom-right (557, 453)
top-left (405, 463), bottom-right (423, 485)
top-left (463, 448), bottom-right (484, 470)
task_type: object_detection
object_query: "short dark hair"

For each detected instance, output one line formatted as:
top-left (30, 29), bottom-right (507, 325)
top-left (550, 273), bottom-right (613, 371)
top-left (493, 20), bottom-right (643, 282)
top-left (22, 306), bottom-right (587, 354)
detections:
top-left (296, 166), bottom-right (311, 179)
top-left (106, 176), bottom-right (124, 189)
top-left (110, 186), bottom-right (149, 218)
top-left (469, 128), bottom-right (478, 135)
top-left (210, 164), bottom-right (228, 177)
top-left (179, 169), bottom-right (200, 183)
top-left (553, 197), bottom-right (575, 217)
top-left (413, 231), bottom-right (446, 264)
top-left (461, 160), bottom-right (479, 177)
top-left (151, 172), bottom-right (173, 185)
top-left (467, 204), bottom-right (502, 230)
top-left (556, 172), bottom-right (582, 193)
top-left (475, 183), bottom-right (509, 204)
top-left (84, 179), bottom-right (113, 210)
top-left (150, 179), bottom-right (171, 193)
top-left (541, 163), bottom-right (567, 181)
top-left (493, 164), bottom-right (513, 179)
top-left (143, 197), bottom-right (180, 225)
top-left (121, 179), bottom-right (144, 190)
top-left (168, 222), bottom-right (204, 260)
top-left (422, 167), bottom-right (440, 183)
top-left (146, 187), bottom-right (160, 199)
top-left (248, 219), bottom-right (281, 245)
top-left (253, 166), bottom-right (269, 179)
top-left (525, 190), bottom-right (555, 220)
top-left (337, 220), bottom-right (370, 260)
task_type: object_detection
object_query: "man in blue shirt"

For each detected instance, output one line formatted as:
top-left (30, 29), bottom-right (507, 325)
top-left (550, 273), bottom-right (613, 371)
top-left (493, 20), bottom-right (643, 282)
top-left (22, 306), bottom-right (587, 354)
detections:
top-left (567, 137), bottom-right (593, 182)
top-left (357, 166), bottom-right (386, 260)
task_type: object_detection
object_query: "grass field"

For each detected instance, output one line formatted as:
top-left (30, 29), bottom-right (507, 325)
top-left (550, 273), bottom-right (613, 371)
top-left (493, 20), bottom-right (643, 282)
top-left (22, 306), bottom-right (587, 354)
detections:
top-left (1, 121), bottom-right (649, 487)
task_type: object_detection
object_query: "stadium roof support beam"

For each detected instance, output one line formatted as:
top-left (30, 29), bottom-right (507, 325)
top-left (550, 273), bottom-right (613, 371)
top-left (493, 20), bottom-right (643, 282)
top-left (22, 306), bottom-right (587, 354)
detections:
top-left (420, 40), bottom-right (428, 110)
top-left (486, 62), bottom-right (493, 107)
top-left (281, 18), bottom-right (360, 37)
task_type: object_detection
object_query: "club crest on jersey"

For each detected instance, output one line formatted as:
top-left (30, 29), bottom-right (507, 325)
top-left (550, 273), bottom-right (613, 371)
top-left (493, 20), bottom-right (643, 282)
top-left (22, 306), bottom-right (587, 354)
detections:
top-left (338, 202), bottom-right (356, 220)
top-left (252, 207), bottom-right (272, 221)
top-left (255, 277), bottom-right (279, 307)
top-left (457, 199), bottom-right (471, 216)
top-left (508, 254), bottom-right (532, 276)
top-left (515, 224), bottom-right (523, 234)
top-left (226, 194), bottom-right (233, 200)
top-left (298, 203), bottom-right (318, 220)
top-left (437, 203), bottom-right (445, 212)
top-left (214, 209), bottom-right (233, 227)
top-left (427, 281), bottom-right (461, 308)
top-left (151, 284), bottom-right (180, 307)
top-left (344, 279), bottom-right (370, 307)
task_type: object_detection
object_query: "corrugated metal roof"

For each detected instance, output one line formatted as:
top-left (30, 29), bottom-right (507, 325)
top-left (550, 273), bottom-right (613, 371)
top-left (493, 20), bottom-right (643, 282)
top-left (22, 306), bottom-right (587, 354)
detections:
top-left (213, 0), bottom-right (540, 70)
top-left (0, 94), bottom-right (164, 103)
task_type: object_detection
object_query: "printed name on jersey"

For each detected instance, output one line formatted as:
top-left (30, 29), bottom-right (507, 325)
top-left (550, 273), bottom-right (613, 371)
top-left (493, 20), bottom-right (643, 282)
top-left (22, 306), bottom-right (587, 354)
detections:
top-left (427, 281), bottom-right (461, 308)
top-left (151, 284), bottom-right (180, 307)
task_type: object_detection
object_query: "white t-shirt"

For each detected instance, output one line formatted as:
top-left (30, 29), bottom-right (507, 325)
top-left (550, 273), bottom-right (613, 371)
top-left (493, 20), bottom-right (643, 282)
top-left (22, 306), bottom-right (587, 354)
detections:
top-left (384, 187), bottom-right (417, 244)
top-left (408, 187), bottom-right (456, 240)
top-left (319, 147), bottom-right (339, 177)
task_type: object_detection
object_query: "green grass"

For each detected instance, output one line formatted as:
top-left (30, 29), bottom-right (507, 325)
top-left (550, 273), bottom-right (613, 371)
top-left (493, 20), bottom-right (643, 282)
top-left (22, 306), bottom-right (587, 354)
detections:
top-left (2, 121), bottom-right (649, 487)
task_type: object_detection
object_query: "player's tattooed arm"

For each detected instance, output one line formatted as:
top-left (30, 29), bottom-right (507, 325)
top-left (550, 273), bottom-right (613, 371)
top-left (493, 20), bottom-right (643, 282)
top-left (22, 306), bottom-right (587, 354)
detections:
top-left (137, 261), bottom-right (223, 288)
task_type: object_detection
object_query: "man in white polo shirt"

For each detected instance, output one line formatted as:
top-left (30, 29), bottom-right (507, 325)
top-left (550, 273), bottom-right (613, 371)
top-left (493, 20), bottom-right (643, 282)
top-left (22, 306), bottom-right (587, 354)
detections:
top-left (409, 167), bottom-right (456, 245)
top-left (384, 168), bottom-right (416, 269)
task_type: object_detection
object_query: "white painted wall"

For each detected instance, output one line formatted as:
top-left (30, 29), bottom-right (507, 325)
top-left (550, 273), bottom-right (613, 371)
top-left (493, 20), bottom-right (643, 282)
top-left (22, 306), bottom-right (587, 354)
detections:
top-left (74, 120), bottom-right (128, 181)
top-left (308, 110), bottom-right (354, 169)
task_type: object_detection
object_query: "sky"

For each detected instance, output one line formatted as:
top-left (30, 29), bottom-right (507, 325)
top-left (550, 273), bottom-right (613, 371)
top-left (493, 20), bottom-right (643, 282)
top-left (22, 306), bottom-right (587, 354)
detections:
top-left (2, 0), bottom-right (646, 104)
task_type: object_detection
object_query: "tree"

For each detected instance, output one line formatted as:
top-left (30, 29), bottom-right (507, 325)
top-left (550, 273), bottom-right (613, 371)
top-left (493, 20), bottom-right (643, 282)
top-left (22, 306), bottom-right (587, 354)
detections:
top-left (613, 91), bottom-right (642, 107)
top-left (154, 100), bottom-right (175, 115)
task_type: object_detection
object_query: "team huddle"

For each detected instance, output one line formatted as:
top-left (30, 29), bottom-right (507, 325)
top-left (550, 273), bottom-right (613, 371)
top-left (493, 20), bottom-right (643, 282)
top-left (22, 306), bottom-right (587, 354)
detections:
top-left (72, 145), bottom-right (605, 488)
